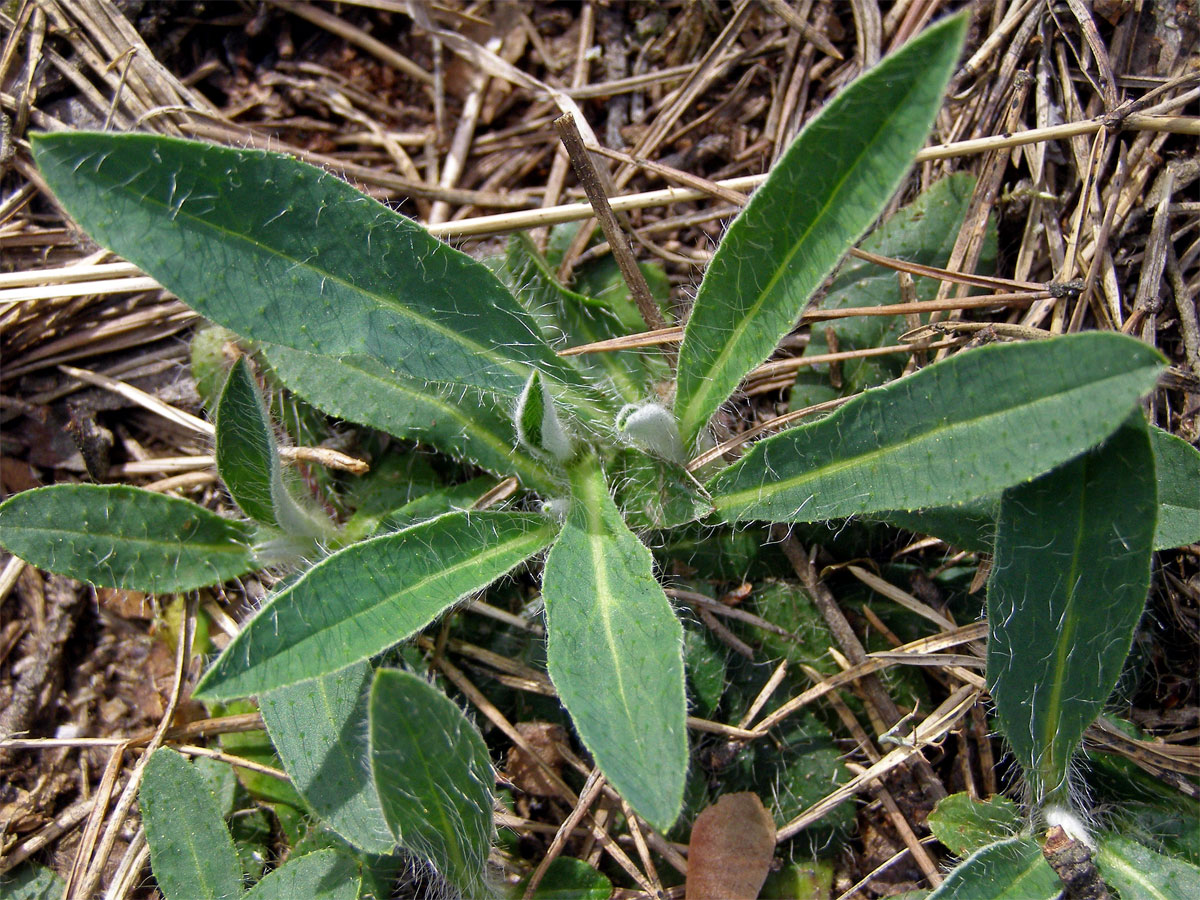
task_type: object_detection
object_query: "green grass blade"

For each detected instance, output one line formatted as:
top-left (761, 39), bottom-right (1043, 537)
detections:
top-left (0, 484), bottom-right (254, 592)
top-left (263, 344), bottom-right (556, 493)
top-left (243, 850), bottom-right (360, 900)
top-left (673, 14), bottom-right (967, 447)
top-left (927, 837), bottom-right (1061, 900)
top-left (195, 511), bottom-right (557, 700)
top-left (988, 417), bottom-right (1156, 803)
top-left (707, 333), bottom-right (1165, 524)
top-left (1149, 426), bottom-right (1200, 550)
top-left (31, 132), bottom-right (579, 402)
top-left (215, 357), bottom-right (330, 538)
top-left (542, 455), bottom-right (687, 831)
top-left (1096, 833), bottom-right (1200, 900)
top-left (369, 668), bottom-right (494, 898)
top-left (140, 748), bottom-right (243, 900)
top-left (259, 661), bottom-right (393, 854)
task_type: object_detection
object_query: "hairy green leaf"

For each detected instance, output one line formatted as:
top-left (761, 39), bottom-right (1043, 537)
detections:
top-left (516, 369), bottom-right (574, 462)
top-left (610, 449), bottom-right (712, 530)
top-left (674, 14), bottom-right (967, 446)
top-left (542, 455), bottom-right (687, 831)
top-left (140, 748), bottom-right (242, 900)
top-left (196, 511), bottom-right (557, 699)
top-left (216, 357), bottom-right (330, 538)
top-left (1149, 426), bottom-right (1200, 550)
top-left (988, 417), bottom-right (1156, 803)
top-left (707, 333), bottom-right (1165, 524)
top-left (243, 850), bottom-right (360, 900)
top-left (263, 344), bottom-right (555, 493)
top-left (525, 858), bottom-right (614, 899)
top-left (928, 793), bottom-right (1023, 859)
top-left (369, 668), bottom-right (493, 897)
top-left (31, 132), bottom-right (586, 403)
top-left (927, 836), bottom-right (1061, 900)
top-left (0, 863), bottom-right (66, 900)
top-left (260, 662), bottom-right (393, 854)
top-left (1097, 833), bottom-right (1200, 900)
top-left (0, 484), bottom-right (254, 592)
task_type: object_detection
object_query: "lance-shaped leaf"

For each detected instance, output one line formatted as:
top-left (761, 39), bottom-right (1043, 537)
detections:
top-left (263, 344), bottom-right (556, 493)
top-left (216, 357), bottom-right (331, 538)
top-left (673, 14), bottom-right (967, 447)
top-left (260, 662), bottom-right (393, 854)
top-left (707, 333), bottom-right (1165, 524)
top-left (542, 455), bottom-right (687, 831)
top-left (31, 132), bottom-right (587, 403)
top-left (1149, 426), bottom-right (1200, 550)
top-left (0, 484), bottom-right (254, 592)
top-left (140, 748), bottom-right (242, 900)
top-left (369, 668), bottom-right (494, 898)
top-left (195, 511), bottom-right (558, 699)
top-left (243, 851), bottom-right (361, 900)
top-left (988, 416), bottom-right (1156, 804)
top-left (927, 837), bottom-right (1061, 900)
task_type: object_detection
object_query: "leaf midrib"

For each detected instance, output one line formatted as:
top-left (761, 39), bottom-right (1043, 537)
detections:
top-left (712, 369), bottom-right (1146, 514)
top-left (228, 516), bottom-right (554, 682)
top-left (89, 154), bottom-right (544, 391)
top-left (678, 64), bottom-right (929, 440)
top-left (2, 523), bottom-right (248, 557)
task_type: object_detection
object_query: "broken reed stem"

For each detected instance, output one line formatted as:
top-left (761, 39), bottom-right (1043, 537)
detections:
top-left (553, 112), bottom-right (666, 334)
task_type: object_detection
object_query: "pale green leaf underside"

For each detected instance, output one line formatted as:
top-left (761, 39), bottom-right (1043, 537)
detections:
top-left (31, 132), bottom-right (582, 402)
top-left (0, 484), bottom-right (254, 592)
top-left (264, 344), bottom-right (555, 492)
top-left (195, 510), bottom-right (558, 700)
top-left (1149, 426), bottom-right (1200, 550)
top-left (369, 668), bottom-right (493, 898)
top-left (927, 837), bottom-right (1061, 900)
top-left (542, 456), bottom-right (687, 832)
top-left (1097, 832), bottom-right (1200, 900)
top-left (140, 748), bottom-right (242, 900)
top-left (242, 850), bottom-right (360, 900)
top-left (707, 333), bottom-right (1164, 523)
top-left (988, 417), bottom-right (1156, 803)
top-left (259, 661), bottom-right (393, 854)
top-left (674, 14), bottom-right (967, 446)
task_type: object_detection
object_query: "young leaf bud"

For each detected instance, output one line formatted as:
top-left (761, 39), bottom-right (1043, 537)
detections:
top-left (515, 370), bottom-right (573, 463)
top-left (616, 402), bottom-right (686, 464)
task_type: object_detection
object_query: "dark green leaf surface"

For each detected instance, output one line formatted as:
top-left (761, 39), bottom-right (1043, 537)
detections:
top-left (31, 132), bottom-right (584, 402)
top-left (988, 417), bottom-right (1156, 803)
top-left (542, 455), bottom-right (687, 831)
top-left (215, 357), bottom-right (278, 525)
top-left (526, 857), bottom-right (613, 899)
top-left (0, 863), bottom-right (66, 900)
top-left (610, 449), bottom-right (712, 529)
top-left (139, 748), bottom-right (242, 900)
top-left (196, 511), bottom-right (557, 699)
top-left (260, 662), bottom-right (393, 854)
top-left (243, 850), bottom-right (360, 900)
top-left (928, 793), bottom-right (1023, 859)
top-left (264, 344), bottom-right (555, 493)
top-left (1149, 426), bottom-right (1200, 550)
top-left (369, 668), bottom-right (493, 898)
top-left (1097, 833), bottom-right (1200, 900)
top-left (0, 484), bottom-right (254, 592)
top-left (707, 333), bottom-right (1164, 524)
top-left (674, 14), bottom-right (967, 447)
top-left (927, 837), bottom-right (1061, 900)
top-left (215, 357), bottom-right (330, 538)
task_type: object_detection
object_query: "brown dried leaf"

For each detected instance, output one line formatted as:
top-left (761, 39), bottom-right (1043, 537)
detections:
top-left (686, 791), bottom-right (776, 900)
top-left (506, 721), bottom-right (567, 798)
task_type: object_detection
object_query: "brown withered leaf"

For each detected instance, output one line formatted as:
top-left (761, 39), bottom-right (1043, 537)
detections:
top-left (506, 721), bottom-right (567, 798)
top-left (686, 791), bottom-right (777, 900)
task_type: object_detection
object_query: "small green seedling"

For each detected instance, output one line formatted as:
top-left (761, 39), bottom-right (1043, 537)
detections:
top-left (3, 11), bottom-right (1199, 896)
